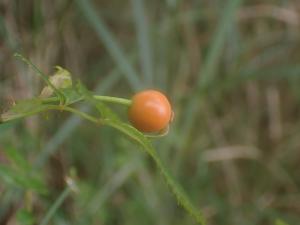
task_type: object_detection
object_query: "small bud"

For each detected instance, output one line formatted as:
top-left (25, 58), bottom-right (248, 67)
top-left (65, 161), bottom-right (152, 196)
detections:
top-left (40, 66), bottom-right (72, 98)
top-left (65, 176), bottom-right (78, 193)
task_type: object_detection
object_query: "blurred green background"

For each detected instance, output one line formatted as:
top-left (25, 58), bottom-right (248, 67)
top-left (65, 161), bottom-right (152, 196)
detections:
top-left (0, 0), bottom-right (300, 224)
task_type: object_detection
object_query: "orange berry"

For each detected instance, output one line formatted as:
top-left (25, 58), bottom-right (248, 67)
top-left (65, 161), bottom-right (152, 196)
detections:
top-left (128, 90), bottom-right (172, 132)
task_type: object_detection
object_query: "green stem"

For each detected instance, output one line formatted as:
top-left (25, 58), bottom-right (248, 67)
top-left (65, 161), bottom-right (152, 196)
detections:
top-left (40, 95), bottom-right (132, 106)
top-left (1, 105), bottom-right (100, 125)
top-left (1, 95), bottom-right (127, 124)
top-left (40, 97), bottom-right (61, 104)
top-left (60, 106), bottom-right (100, 124)
top-left (93, 95), bottom-right (132, 106)
top-left (39, 186), bottom-right (72, 225)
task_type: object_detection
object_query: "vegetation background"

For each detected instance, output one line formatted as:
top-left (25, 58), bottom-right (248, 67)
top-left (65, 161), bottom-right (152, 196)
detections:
top-left (0, 0), bottom-right (300, 224)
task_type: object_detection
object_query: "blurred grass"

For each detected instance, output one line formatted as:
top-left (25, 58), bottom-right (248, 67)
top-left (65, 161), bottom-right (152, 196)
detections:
top-left (75, 0), bottom-right (142, 90)
top-left (1, 0), bottom-right (300, 225)
top-left (131, 0), bottom-right (154, 86)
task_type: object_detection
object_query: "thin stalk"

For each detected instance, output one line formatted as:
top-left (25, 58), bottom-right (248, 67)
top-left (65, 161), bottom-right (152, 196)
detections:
top-left (93, 95), bottom-right (132, 106)
top-left (40, 97), bottom-right (62, 104)
top-left (58, 106), bottom-right (100, 124)
top-left (39, 186), bottom-right (72, 225)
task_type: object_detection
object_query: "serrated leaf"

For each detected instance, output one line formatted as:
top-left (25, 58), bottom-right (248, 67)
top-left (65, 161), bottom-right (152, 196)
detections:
top-left (103, 119), bottom-right (206, 225)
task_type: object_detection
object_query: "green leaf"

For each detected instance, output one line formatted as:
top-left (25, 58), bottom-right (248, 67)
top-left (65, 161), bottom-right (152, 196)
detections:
top-left (0, 164), bottom-right (19, 184)
top-left (3, 147), bottom-right (31, 172)
top-left (0, 151), bottom-right (47, 194)
top-left (275, 219), bottom-right (290, 225)
top-left (60, 88), bottom-right (82, 105)
top-left (103, 119), bottom-right (206, 225)
top-left (0, 164), bottom-right (30, 188)
top-left (0, 164), bottom-right (46, 193)
top-left (94, 101), bottom-right (120, 121)
top-left (24, 176), bottom-right (47, 194)
top-left (16, 209), bottom-right (36, 225)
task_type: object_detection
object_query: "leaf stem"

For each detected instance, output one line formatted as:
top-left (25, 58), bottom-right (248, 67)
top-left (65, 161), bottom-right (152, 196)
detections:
top-left (93, 95), bottom-right (132, 106)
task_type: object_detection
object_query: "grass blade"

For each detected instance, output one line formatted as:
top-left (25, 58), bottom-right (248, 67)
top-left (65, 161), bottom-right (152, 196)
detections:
top-left (170, 0), bottom-right (243, 174)
top-left (198, 0), bottom-right (243, 89)
top-left (131, 0), bottom-right (154, 86)
top-left (180, 0), bottom-right (243, 145)
top-left (39, 186), bottom-right (72, 225)
top-left (75, 0), bottom-right (142, 90)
